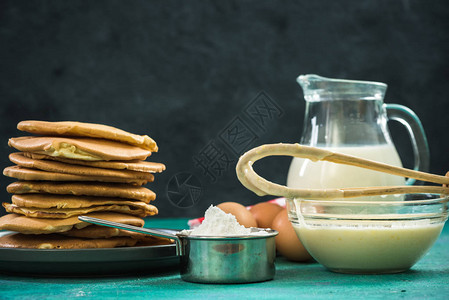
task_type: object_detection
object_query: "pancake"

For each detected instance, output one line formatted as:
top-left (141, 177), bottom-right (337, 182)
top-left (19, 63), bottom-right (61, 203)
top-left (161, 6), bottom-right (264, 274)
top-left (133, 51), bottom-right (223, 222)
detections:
top-left (3, 166), bottom-right (150, 185)
top-left (17, 120), bottom-right (158, 152)
top-left (8, 136), bottom-right (151, 161)
top-left (61, 225), bottom-right (135, 239)
top-left (3, 201), bottom-right (158, 218)
top-left (9, 152), bottom-right (154, 180)
top-left (23, 152), bottom-right (165, 173)
top-left (135, 235), bottom-right (174, 246)
top-left (0, 212), bottom-right (144, 234)
top-left (10, 194), bottom-right (156, 209)
top-left (61, 225), bottom-right (174, 245)
top-left (0, 232), bottom-right (138, 249)
top-left (7, 181), bottom-right (156, 202)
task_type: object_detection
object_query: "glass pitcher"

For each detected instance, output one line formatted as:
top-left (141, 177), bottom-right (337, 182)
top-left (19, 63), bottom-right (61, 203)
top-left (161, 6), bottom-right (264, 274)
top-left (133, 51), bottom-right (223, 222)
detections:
top-left (286, 74), bottom-right (429, 193)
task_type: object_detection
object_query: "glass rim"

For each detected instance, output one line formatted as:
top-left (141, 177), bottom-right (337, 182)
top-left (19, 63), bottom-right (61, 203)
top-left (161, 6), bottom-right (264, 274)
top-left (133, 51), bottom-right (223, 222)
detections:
top-left (293, 193), bottom-right (449, 206)
top-left (297, 74), bottom-right (387, 102)
top-left (297, 74), bottom-right (387, 88)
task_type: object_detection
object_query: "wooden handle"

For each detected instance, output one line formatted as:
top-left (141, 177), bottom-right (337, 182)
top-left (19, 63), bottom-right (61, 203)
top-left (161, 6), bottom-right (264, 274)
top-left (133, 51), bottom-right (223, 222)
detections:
top-left (236, 143), bottom-right (449, 199)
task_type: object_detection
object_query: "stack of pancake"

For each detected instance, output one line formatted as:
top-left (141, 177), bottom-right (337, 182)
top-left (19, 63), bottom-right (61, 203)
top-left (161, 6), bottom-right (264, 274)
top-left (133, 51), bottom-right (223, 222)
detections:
top-left (0, 120), bottom-right (168, 249)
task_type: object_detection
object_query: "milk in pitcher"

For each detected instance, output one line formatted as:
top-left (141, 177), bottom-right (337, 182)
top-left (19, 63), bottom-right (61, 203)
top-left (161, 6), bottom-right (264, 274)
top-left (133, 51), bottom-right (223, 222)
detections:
top-left (287, 144), bottom-right (406, 191)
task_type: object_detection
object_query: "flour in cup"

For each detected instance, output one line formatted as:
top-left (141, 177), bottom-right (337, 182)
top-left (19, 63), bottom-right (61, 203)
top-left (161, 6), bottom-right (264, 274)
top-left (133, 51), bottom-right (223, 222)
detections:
top-left (181, 205), bottom-right (269, 236)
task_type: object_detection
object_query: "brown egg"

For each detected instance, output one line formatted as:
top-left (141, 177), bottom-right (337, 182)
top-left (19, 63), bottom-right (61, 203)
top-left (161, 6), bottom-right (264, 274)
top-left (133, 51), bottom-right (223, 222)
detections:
top-left (271, 209), bottom-right (312, 262)
top-left (217, 202), bottom-right (257, 228)
top-left (249, 202), bottom-right (283, 228)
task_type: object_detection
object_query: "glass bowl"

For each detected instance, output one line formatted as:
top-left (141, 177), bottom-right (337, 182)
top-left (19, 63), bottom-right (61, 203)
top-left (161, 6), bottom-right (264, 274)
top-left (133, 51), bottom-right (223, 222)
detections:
top-left (286, 193), bottom-right (448, 274)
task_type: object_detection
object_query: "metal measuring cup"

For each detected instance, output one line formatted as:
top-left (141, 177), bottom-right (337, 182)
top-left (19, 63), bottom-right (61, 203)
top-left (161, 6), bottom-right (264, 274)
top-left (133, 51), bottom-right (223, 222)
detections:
top-left (79, 216), bottom-right (278, 284)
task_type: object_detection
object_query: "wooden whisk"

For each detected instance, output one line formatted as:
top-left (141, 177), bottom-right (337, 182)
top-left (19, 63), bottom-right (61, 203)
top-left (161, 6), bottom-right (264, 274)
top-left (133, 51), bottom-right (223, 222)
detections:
top-left (236, 143), bottom-right (449, 199)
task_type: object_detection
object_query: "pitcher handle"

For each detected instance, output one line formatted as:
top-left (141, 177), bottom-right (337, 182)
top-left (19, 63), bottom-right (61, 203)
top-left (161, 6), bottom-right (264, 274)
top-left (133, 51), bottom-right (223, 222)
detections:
top-left (385, 104), bottom-right (430, 185)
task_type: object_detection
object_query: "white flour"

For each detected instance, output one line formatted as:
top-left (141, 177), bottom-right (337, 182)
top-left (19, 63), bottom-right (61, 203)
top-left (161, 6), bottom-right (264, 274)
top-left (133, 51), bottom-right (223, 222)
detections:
top-left (182, 205), bottom-right (253, 236)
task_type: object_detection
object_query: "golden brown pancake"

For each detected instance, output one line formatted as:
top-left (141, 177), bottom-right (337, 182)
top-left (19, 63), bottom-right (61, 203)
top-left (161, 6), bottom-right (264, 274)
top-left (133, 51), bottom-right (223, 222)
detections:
top-left (3, 201), bottom-right (158, 218)
top-left (23, 152), bottom-right (165, 173)
top-left (0, 232), bottom-right (138, 249)
top-left (9, 152), bottom-right (154, 180)
top-left (61, 225), bottom-right (174, 245)
top-left (17, 120), bottom-right (158, 152)
top-left (7, 181), bottom-right (156, 202)
top-left (8, 136), bottom-right (151, 161)
top-left (10, 194), bottom-right (155, 209)
top-left (3, 166), bottom-right (150, 185)
top-left (0, 212), bottom-right (144, 234)
top-left (61, 225), bottom-right (135, 239)
top-left (135, 235), bottom-right (174, 246)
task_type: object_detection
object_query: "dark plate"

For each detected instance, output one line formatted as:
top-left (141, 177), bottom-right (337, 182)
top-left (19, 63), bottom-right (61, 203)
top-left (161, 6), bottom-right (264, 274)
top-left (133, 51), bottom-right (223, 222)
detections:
top-left (0, 229), bottom-right (180, 277)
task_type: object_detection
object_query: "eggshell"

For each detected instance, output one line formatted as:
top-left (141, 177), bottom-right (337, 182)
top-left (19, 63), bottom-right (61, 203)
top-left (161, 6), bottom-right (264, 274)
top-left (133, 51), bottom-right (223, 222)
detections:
top-left (217, 202), bottom-right (257, 228)
top-left (249, 202), bottom-right (283, 228)
top-left (271, 209), bottom-right (312, 262)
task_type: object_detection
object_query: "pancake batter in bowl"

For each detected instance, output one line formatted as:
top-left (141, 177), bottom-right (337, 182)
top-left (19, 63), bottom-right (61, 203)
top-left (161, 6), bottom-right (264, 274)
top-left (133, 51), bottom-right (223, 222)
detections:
top-left (293, 218), bottom-right (444, 274)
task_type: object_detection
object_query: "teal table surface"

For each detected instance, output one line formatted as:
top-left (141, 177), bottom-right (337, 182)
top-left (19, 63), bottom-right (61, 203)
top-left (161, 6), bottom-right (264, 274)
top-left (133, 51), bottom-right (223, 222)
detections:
top-left (1, 218), bottom-right (449, 300)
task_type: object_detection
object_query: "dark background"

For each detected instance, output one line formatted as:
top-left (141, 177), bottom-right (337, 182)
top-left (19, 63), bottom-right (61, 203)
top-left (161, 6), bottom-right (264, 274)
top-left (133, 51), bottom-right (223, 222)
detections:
top-left (0, 0), bottom-right (448, 218)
